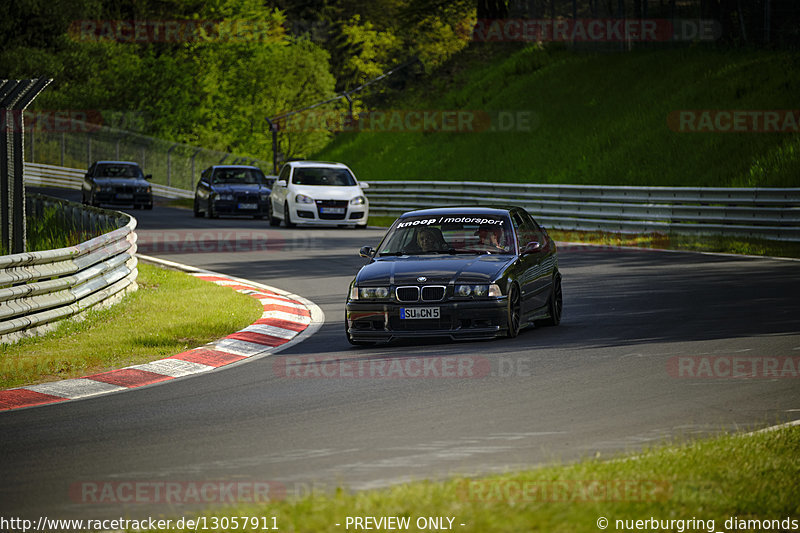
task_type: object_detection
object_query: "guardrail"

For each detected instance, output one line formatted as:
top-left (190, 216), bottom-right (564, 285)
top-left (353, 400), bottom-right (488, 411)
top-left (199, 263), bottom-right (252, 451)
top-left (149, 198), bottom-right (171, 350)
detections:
top-left (364, 181), bottom-right (800, 242)
top-left (0, 195), bottom-right (138, 343)
top-left (23, 163), bottom-right (800, 241)
top-left (24, 162), bottom-right (194, 200)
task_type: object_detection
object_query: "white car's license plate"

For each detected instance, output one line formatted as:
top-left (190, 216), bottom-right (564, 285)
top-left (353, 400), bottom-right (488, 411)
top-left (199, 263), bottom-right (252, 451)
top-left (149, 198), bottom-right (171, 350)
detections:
top-left (400, 307), bottom-right (440, 319)
top-left (238, 203), bottom-right (258, 210)
top-left (116, 193), bottom-right (133, 200)
top-left (320, 207), bottom-right (345, 214)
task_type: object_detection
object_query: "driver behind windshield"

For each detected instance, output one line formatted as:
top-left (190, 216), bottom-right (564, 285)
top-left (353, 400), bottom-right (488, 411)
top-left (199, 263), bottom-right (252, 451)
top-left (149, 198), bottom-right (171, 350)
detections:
top-left (406, 226), bottom-right (448, 253)
top-left (476, 224), bottom-right (507, 251)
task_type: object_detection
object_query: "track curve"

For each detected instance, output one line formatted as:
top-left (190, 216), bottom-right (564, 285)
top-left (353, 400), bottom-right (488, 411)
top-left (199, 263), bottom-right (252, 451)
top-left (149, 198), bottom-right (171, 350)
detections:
top-left (2, 191), bottom-right (799, 521)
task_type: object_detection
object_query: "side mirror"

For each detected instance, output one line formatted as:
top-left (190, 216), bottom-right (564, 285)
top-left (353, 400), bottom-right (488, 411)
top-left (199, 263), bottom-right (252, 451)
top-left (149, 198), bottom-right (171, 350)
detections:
top-left (359, 181), bottom-right (369, 189)
top-left (144, 174), bottom-right (152, 180)
top-left (522, 241), bottom-right (542, 255)
top-left (359, 246), bottom-right (375, 258)
top-left (276, 180), bottom-right (287, 187)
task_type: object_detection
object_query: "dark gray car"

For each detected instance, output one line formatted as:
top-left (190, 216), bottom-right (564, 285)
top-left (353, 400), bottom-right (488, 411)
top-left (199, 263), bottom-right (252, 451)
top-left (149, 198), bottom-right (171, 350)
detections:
top-left (82, 160), bottom-right (153, 209)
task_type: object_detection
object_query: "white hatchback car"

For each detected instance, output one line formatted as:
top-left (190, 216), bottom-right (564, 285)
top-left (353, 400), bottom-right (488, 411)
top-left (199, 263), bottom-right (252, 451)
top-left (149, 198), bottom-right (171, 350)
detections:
top-left (268, 161), bottom-right (369, 228)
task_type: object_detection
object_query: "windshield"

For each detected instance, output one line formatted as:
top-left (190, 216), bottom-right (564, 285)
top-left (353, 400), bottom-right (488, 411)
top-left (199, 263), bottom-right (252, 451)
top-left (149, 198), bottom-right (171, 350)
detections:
top-left (97, 164), bottom-right (142, 178)
top-left (377, 214), bottom-right (514, 256)
top-left (291, 167), bottom-right (356, 186)
top-left (212, 168), bottom-right (267, 185)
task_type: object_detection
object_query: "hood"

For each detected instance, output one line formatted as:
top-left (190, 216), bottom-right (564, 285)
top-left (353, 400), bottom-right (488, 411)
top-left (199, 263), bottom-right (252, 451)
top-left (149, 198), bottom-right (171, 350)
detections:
top-left (94, 177), bottom-right (149, 187)
top-left (291, 184), bottom-right (364, 200)
top-left (211, 183), bottom-right (270, 193)
top-left (355, 255), bottom-right (514, 286)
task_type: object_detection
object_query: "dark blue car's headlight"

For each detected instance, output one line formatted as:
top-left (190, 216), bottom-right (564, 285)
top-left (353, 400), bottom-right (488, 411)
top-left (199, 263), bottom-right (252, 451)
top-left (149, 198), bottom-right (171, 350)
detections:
top-left (455, 284), bottom-right (502, 298)
top-left (350, 286), bottom-right (390, 300)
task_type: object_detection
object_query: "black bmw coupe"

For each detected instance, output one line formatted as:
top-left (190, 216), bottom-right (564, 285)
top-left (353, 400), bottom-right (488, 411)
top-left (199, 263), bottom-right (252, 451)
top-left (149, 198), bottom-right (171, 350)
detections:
top-left (346, 206), bottom-right (562, 344)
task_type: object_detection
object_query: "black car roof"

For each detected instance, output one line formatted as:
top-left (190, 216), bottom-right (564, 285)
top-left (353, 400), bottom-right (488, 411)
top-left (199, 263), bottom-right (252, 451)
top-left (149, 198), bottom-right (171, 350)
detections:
top-left (398, 206), bottom-right (517, 218)
top-left (94, 161), bottom-right (141, 166)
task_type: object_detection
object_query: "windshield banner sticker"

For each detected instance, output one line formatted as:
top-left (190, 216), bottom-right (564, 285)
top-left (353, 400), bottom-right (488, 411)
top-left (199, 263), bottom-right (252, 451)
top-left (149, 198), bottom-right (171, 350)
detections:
top-left (396, 216), bottom-right (505, 229)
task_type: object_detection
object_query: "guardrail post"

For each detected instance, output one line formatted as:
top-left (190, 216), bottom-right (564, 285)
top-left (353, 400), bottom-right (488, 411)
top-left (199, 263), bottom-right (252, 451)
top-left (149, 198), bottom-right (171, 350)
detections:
top-left (1, 78), bottom-right (52, 254)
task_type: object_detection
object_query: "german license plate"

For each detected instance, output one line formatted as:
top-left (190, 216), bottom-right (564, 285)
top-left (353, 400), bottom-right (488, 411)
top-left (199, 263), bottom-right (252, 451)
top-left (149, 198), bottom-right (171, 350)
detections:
top-left (238, 203), bottom-right (257, 210)
top-left (320, 207), bottom-right (345, 214)
top-left (400, 307), bottom-right (440, 319)
top-left (116, 193), bottom-right (133, 200)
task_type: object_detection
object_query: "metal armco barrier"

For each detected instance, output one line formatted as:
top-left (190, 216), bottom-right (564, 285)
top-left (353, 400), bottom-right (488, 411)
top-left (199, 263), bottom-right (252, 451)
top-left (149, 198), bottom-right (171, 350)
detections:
top-left (0, 195), bottom-right (138, 343)
top-left (22, 163), bottom-right (800, 241)
top-left (363, 181), bottom-right (800, 242)
top-left (24, 162), bottom-right (194, 200)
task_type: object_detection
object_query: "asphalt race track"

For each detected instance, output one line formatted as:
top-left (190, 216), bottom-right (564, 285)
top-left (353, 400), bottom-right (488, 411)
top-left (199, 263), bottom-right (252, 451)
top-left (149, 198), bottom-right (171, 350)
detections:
top-left (2, 190), bottom-right (799, 520)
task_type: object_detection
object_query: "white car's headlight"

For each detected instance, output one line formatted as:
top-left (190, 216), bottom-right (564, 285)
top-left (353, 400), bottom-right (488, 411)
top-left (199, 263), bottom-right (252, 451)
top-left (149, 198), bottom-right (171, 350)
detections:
top-left (295, 194), bottom-right (314, 204)
top-left (350, 196), bottom-right (366, 206)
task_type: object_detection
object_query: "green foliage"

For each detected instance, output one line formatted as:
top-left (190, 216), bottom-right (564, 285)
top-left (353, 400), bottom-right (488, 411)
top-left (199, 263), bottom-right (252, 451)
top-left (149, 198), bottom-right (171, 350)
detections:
top-left (25, 206), bottom-right (109, 252)
top-left (0, 0), bottom-right (475, 163)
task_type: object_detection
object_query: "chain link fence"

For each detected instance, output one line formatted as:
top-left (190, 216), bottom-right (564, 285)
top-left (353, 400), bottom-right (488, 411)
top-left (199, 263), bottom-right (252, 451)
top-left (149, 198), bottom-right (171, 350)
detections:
top-left (24, 115), bottom-right (273, 192)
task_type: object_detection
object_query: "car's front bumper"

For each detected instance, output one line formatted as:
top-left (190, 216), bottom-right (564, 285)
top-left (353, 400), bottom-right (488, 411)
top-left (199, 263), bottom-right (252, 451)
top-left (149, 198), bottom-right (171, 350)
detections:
top-left (290, 202), bottom-right (367, 226)
top-left (211, 199), bottom-right (268, 216)
top-left (346, 298), bottom-right (508, 342)
top-left (95, 191), bottom-right (152, 206)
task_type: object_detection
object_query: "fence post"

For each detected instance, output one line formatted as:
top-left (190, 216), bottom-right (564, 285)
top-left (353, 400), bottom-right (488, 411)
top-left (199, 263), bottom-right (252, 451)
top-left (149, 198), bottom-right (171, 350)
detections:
top-left (166, 143), bottom-right (178, 187)
top-left (1, 78), bottom-right (52, 254)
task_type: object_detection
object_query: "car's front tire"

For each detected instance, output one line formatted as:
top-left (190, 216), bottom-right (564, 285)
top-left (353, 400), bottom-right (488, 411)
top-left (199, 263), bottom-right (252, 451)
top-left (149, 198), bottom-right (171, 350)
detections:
top-left (268, 202), bottom-right (281, 226)
top-left (206, 200), bottom-right (217, 219)
top-left (284, 202), bottom-right (295, 228)
top-left (506, 283), bottom-right (521, 338)
top-left (193, 198), bottom-right (203, 217)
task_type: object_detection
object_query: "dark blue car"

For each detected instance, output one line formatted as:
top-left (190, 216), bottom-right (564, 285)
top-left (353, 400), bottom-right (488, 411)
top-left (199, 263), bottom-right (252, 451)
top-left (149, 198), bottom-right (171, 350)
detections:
top-left (194, 165), bottom-right (272, 219)
top-left (346, 206), bottom-right (562, 345)
top-left (82, 161), bottom-right (153, 209)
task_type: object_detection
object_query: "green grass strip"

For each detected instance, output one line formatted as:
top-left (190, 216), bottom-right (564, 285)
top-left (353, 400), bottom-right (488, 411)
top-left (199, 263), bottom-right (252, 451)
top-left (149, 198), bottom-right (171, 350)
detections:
top-left (0, 263), bottom-right (263, 390)
top-left (115, 424), bottom-right (799, 532)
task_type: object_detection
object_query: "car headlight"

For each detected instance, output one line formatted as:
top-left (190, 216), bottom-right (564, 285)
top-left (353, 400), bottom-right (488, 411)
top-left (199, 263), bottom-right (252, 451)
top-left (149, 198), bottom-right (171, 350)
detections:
top-left (350, 286), bottom-right (389, 300)
top-left (295, 194), bottom-right (314, 204)
top-left (455, 284), bottom-right (502, 298)
top-left (350, 196), bottom-right (366, 206)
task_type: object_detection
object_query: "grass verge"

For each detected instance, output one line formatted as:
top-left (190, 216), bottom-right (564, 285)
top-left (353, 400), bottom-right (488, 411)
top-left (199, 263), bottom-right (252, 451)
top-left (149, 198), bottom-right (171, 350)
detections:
top-left (135, 424), bottom-right (799, 532)
top-left (0, 262), bottom-right (263, 390)
top-left (165, 197), bottom-right (195, 210)
top-left (317, 45), bottom-right (800, 188)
